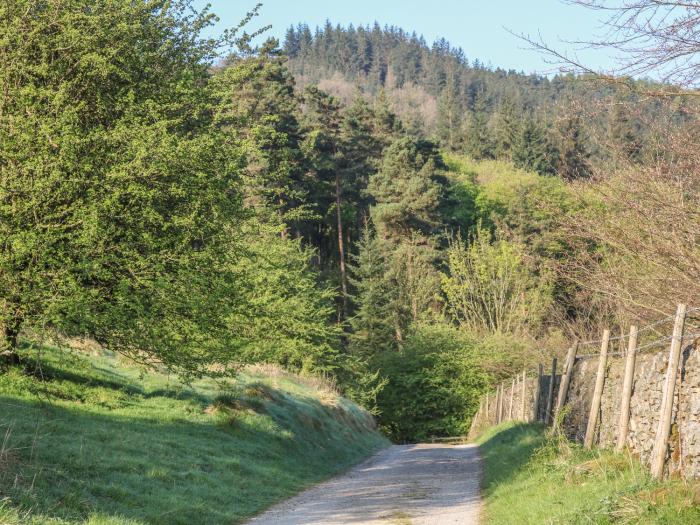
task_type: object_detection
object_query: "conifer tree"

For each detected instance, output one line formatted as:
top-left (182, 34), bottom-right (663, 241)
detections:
top-left (349, 225), bottom-right (397, 356)
top-left (494, 94), bottom-right (521, 160)
top-left (608, 101), bottom-right (642, 165)
top-left (436, 66), bottom-right (463, 151)
top-left (221, 38), bottom-right (308, 235)
top-left (513, 117), bottom-right (557, 175)
top-left (464, 91), bottom-right (494, 159)
top-left (301, 87), bottom-right (351, 317)
top-left (367, 138), bottom-right (446, 340)
top-left (557, 113), bottom-right (591, 180)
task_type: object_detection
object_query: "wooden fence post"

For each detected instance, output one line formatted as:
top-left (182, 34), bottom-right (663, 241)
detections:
top-left (496, 383), bottom-right (503, 425)
top-left (469, 400), bottom-right (482, 436)
top-left (555, 343), bottom-right (579, 420)
top-left (616, 325), bottom-right (638, 452)
top-left (485, 393), bottom-right (490, 425)
top-left (508, 378), bottom-right (515, 420)
top-left (651, 304), bottom-right (687, 480)
top-left (584, 329), bottom-right (611, 448)
top-left (544, 358), bottom-right (557, 425)
top-left (534, 364), bottom-right (543, 422)
top-left (520, 370), bottom-right (527, 421)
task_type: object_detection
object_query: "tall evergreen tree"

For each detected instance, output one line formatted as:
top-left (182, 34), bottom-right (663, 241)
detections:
top-left (222, 38), bottom-right (308, 235)
top-left (367, 138), bottom-right (446, 339)
top-left (513, 116), bottom-right (557, 175)
top-left (436, 65), bottom-right (463, 151)
top-left (301, 87), bottom-right (351, 317)
top-left (557, 113), bottom-right (591, 180)
top-left (464, 90), bottom-right (494, 159)
top-left (494, 94), bottom-right (521, 160)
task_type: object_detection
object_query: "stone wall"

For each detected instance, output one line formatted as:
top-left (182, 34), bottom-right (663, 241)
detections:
top-left (469, 341), bottom-right (700, 479)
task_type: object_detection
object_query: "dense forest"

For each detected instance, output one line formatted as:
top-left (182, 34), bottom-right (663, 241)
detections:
top-left (2, 0), bottom-right (700, 443)
top-left (282, 22), bottom-right (693, 176)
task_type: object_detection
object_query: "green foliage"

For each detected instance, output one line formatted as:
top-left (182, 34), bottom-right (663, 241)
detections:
top-left (0, 345), bottom-right (387, 524)
top-left (442, 229), bottom-right (552, 334)
top-left (464, 91), bottom-right (494, 160)
top-left (374, 324), bottom-right (488, 442)
top-left (216, 38), bottom-right (308, 225)
top-left (512, 117), bottom-right (557, 176)
top-left (369, 137), bottom-right (447, 241)
top-left (477, 424), bottom-right (700, 524)
top-left (349, 226), bottom-right (397, 357)
top-left (228, 219), bottom-right (340, 373)
top-left (0, 0), bottom-right (245, 375)
top-left (446, 154), bottom-right (574, 260)
top-left (283, 22), bottom-right (676, 174)
top-left (556, 113), bottom-right (591, 180)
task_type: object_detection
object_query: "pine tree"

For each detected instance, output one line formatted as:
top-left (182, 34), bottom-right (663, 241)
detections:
top-left (301, 87), bottom-right (352, 318)
top-left (349, 224), bottom-right (397, 356)
top-left (367, 138), bottom-right (446, 338)
top-left (436, 65), bottom-right (463, 150)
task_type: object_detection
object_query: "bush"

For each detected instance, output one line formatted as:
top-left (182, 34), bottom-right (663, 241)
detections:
top-left (374, 323), bottom-right (489, 442)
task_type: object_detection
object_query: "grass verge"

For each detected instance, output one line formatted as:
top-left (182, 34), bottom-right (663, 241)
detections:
top-left (476, 422), bottom-right (700, 524)
top-left (0, 343), bottom-right (388, 525)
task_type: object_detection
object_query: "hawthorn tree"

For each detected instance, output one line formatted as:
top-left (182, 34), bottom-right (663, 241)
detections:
top-left (0, 0), bottom-right (252, 375)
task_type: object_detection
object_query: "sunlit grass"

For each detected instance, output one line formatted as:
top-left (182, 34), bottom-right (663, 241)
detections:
top-left (0, 344), bottom-right (388, 524)
top-left (477, 423), bottom-right (700, 524)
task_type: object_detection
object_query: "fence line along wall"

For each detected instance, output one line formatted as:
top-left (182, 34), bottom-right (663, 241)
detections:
top-left (468, 304), bottom-right (700, 480)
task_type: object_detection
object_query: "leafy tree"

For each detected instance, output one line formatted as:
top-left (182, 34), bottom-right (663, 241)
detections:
top-left (0, 0), bottom-right (248, 375)
top-left (442, 229), bottom-right (552, 334)
top-left (374, 323), bottom-right (489, 442)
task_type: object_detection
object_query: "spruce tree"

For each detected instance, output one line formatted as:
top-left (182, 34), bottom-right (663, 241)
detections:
top-left (512, 117), bottom-right (557, 175)
top-left (494, 94), bottom-right (521, 160)
top-left (464, 90), bottom-right (494, 159)
top-left (557, 113), bottom-right (591, 180)
top-left (221, 38), bottom-right (308, 234)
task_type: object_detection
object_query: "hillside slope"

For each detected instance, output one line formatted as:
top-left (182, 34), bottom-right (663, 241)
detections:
top-left (0, 344), bottom-right (388, 525)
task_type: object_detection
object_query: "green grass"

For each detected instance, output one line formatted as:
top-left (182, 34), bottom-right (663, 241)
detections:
top-left (476, 423), bottom-right (700, 524)
top-left (0, 343), bottom-right (389, 525)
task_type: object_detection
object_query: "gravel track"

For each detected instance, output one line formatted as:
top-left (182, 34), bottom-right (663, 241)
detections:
top-left (246, 444), bottom-right (482, 525)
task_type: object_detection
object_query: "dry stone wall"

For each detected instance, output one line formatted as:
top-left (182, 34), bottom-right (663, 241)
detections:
top-left (469, 341), bottom-right (700, 479)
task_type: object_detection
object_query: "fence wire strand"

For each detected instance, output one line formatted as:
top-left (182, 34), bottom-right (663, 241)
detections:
top-left (488, 307), bottom-right (700, 391)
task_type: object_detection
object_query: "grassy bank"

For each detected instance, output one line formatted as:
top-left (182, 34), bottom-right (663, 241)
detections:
top-left (477, 423), bottom-right (700, 524)
top-left (0, 344), bottom-right (388, 525)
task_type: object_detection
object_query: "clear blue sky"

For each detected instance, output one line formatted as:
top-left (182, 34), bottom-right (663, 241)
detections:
top-left (193, 0), bottom-right (617, 75)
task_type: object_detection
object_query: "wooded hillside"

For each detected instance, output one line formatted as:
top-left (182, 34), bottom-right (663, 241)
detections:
top-left (2, 0), bottom-right (700, 447)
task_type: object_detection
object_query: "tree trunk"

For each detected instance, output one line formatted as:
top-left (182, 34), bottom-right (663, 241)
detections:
top-left (335, 174), bottom-right (348, 319)
top-left (278, 199), bottom-right (288, 240)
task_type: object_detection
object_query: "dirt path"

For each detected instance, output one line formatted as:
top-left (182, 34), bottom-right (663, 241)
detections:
top-left (246, 444), bottom-right (482, 525)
